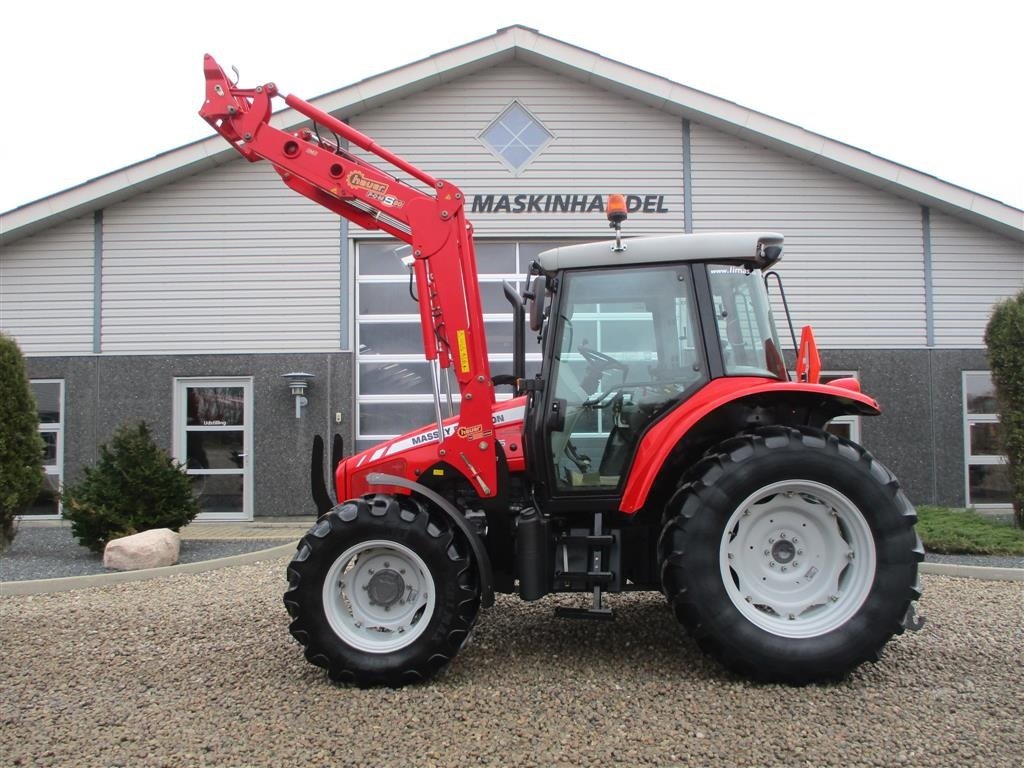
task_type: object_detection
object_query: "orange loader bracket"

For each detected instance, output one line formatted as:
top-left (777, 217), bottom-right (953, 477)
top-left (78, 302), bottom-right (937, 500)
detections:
top-left (796, 324), bottom-right (821, 384)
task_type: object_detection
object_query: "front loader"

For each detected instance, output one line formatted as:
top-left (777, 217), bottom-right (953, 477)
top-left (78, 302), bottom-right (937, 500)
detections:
top-left (200, 56), bottom-right (923, 686)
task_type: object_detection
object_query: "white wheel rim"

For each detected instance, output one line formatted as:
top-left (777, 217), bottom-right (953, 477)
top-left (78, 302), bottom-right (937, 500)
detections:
top-left (322, 539), bottom-right (436, 654)
top-left (719, 480), bottom-right (876, 639)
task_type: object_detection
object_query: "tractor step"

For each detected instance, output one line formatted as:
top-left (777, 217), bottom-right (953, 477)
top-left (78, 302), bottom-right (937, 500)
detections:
top-left (555, 605), bottom-right (614, 621)
top-left (554, 569), bottom-right (614, 590)
top-left (554, 511), bottom-right (615, 620)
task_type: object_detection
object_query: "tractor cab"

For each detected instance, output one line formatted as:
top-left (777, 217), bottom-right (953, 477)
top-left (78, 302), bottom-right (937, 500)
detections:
top-left (525, 232), bottom-right (788, 507)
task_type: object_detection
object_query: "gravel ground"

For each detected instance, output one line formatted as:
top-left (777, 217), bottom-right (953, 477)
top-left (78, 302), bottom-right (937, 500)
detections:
top-left (1, 558), bottom-right (1021, 768)
top-left (0, 528), bottom-right (283, 582)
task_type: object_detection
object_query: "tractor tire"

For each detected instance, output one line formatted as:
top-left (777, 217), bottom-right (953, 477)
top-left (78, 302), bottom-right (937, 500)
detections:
top-left (659, 426), bottom-right (923, 684)
top-left (284, 493), bottom-right (480, 687)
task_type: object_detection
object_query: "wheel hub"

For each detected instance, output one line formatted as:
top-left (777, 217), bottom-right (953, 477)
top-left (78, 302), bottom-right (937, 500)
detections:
top-left (771, 538), bottom-right (796, 564)
top-left (719, 480), bottom-right (877, 639)
top-left (366, 569), bottom-right (405, 608)
top-left (322, 540), bottom-right (436, 654)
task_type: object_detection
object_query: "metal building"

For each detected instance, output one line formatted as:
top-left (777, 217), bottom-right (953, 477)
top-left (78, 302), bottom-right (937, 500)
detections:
top-left (2, 26), bottom-right (1022, 521)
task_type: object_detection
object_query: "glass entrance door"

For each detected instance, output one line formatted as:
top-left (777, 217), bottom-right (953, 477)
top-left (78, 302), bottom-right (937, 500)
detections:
top-left (174, 378), bottom-right (253, 521)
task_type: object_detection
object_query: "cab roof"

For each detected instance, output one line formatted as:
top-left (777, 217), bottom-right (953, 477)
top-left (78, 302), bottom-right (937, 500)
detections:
top-left (535, 232), bottom-right (784, 272)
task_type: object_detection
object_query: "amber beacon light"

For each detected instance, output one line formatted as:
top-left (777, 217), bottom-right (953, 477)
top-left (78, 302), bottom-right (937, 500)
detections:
top-left (607, 194), bottom-right (628, 251)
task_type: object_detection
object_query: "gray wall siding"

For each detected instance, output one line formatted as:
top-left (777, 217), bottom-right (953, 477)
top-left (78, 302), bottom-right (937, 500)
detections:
top-left (929, 210), bottom-right (1024, 348)
top-left (0, 216), bottom-right (94, 354)
top-left (820, 347), bottom-right (989, 508)
top-left (25, 352), bottom-right (354, 518)
top-left (348, 63), bottom-right (685, 237)
top-left (101, 161), bottom-right (343, 353)
top-left (689, 124), bottom-right (927, 349)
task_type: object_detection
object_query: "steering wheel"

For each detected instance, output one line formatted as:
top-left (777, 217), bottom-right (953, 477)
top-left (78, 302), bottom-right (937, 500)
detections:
top-left (579, 345), bottom-right (627, 375)
top-left (578, 343), bottom-right (628, 395)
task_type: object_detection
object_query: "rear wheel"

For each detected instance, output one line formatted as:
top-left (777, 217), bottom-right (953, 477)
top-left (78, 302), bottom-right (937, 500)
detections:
top-left (659, 426), bottom-right (923, 683)
top-left (284, 494), bottom-right (480, 687)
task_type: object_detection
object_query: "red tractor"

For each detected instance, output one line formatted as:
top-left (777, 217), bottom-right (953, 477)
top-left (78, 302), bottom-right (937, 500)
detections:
top-left (200, 56), bottom-right (923, 686)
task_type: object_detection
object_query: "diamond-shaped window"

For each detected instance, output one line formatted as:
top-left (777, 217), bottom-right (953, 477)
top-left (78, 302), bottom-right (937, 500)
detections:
top-left (479, 102), bottom-right (553, 173)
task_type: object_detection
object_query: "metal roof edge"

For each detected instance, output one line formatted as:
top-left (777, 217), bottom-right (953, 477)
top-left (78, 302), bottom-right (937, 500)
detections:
top-left (3, 25), bottom-right (1022, 247)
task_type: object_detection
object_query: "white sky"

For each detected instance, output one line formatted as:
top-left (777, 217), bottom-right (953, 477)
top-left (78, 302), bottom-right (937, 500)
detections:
top-left (2, 0), bottom-right (1022, 214)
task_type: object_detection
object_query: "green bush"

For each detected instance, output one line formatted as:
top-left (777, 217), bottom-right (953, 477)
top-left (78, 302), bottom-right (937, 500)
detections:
top-left (984, 290), bottom-right (1024, 528)
top-left (0, 333), bottom-right (45, 550)
top-left (61, 421), bottom-right (199, 553)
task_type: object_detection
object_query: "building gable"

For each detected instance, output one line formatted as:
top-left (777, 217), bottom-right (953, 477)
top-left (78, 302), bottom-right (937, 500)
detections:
top-left (348, 62), bottom-right (684, 238)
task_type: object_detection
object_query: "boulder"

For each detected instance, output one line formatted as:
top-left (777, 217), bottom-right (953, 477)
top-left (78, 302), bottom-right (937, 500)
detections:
top-left (103, 528), bottom-right (181, 571)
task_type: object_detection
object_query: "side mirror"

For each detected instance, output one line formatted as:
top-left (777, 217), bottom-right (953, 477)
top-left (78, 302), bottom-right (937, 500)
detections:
top-left (528, 274), bottom-right (547, 333)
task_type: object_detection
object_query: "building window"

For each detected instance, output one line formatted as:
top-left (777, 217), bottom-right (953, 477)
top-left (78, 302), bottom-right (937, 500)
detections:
top-left (963, 371), bottom-right (1013, 508)
top-left (479, 101), bottom-right (553, 173)
top-left (355, 239), bottom-right (575, 453)
top-left (26, 380), bottom-right (64, 517)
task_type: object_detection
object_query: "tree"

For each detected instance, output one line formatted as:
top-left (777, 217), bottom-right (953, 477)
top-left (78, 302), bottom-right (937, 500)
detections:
top-left (0, 333), bottom-right (45, 550)
top-left (61, 421), bottom-right (200, 553)
top-left (984, 290), bottom-right (1024, 528)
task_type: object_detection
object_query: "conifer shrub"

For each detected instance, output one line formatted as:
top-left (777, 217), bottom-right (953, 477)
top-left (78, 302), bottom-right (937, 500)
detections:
top-left (0, 333), bottom-right (45, 550)
top-left (62, 422), bottom-right (199, 552)
top-left (984, 290), bottom-right (1024, 528)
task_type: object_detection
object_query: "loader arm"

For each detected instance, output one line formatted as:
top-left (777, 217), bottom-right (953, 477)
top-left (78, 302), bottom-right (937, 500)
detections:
top-left (200, 55), bottom-right (498, 496)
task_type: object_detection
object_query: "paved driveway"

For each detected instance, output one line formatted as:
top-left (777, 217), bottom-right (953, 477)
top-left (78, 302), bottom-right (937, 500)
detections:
top-left (1, 558), bottom-right (1021, 767)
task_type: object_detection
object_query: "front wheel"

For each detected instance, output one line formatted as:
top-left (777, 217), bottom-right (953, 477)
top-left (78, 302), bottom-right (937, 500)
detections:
top-left (659, 426), bottom-right (923, 683)
top-left (284, 494), bottom-right (480, 686)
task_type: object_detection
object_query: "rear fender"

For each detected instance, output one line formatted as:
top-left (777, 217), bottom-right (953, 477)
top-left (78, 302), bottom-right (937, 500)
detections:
top-left (619, 377), bottom-right (881, 514)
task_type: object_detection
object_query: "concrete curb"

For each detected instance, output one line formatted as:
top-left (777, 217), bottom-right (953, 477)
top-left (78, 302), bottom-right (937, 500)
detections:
top-left (919, 561), bottom-right (1024, 582)
top-left (3, 547), bottom-right (1020, 597)
top-left (0, 543), bottom-right (296, 597)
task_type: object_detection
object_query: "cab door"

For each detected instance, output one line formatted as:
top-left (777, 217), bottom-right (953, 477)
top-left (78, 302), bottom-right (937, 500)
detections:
top-left (531, 264), bottom-right (708, 509)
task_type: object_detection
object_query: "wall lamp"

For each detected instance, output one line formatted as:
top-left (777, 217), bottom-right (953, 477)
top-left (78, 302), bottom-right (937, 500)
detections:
top-left (282, 372), bottom-right (314, 419)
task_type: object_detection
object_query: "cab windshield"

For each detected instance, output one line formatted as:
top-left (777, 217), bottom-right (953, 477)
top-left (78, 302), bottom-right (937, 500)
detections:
top-left (707, 265), bottom-right (786, 380)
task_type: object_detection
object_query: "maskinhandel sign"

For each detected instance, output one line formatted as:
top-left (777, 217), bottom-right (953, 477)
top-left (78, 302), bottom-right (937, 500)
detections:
top-left (470, 193), bottom-right (670, 214)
